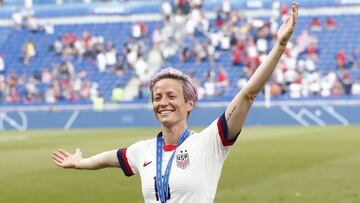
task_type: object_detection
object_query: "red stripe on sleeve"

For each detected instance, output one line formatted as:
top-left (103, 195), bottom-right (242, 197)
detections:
top-left (217, 115), bottom-right (237, 146)
top-left (121, 148), bottom-right (134, 175)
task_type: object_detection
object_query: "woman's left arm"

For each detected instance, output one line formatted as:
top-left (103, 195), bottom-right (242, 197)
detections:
top-left (225, 2), bottom-right (299, 137)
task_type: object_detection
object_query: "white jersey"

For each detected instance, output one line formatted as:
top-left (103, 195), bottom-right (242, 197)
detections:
top-left (117, 113), bottom-right (238, 203)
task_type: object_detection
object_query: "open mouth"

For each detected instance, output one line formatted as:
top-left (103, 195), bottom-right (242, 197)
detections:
top-left (159, 110), bottom-right (174, 116)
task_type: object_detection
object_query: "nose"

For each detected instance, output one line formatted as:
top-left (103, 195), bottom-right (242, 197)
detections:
top-left (159, 97), bottom-right (170, 106)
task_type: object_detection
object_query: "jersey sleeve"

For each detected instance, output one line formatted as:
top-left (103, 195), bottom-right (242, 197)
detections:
top-left (199, 112), bottom-right (239, 162)
top-left (117, 140), bottom-right (145, 177)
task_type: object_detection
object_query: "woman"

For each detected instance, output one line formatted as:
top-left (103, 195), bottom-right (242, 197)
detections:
top-left (52, 2), bottom-right (298, 202)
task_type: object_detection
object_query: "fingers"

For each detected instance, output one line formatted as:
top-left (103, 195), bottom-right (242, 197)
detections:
top-left (292, 2), bottom-right (299, 24)
top-left (52, 151), bottom-right (64, 161)
top-left (52, 149), bottom-right (71, 168)
top-left (52, 152), bottom-right (65, 167)
top-left (52, 155), bottom-right (63, 167)
top-left (58, 148), bottom-right (71, 157)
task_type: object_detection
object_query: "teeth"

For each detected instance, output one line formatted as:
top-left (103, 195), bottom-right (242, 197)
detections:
top-left (160, 110), bottom-right (172, 115)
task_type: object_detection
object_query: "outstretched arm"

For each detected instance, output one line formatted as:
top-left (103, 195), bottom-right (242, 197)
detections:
top-left (52, 148), bottom-right (119, 170)
top-left (225, 2), bottom-right (299, 137)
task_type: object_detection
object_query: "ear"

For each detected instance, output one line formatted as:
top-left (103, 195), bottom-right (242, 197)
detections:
top-left (186, 100), bottom-right (195, 112)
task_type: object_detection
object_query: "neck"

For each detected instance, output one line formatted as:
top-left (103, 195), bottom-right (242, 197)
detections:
top-left (161, 122), bottom-right (188, 145)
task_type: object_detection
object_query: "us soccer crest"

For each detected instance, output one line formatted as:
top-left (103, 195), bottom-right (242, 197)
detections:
top-left (176, 150), bottom-right (190, 169)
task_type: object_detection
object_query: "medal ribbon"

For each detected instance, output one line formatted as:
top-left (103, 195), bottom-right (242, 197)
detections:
top-left (156, 128), bottom-right (190, 203)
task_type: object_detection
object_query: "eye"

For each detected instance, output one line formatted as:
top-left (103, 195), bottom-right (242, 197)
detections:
top-left (169, 95), bottom-right (176, 100)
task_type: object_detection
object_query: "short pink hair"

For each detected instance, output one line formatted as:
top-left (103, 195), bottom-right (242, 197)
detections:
top-left (149, 67), bottom-right (198, 104)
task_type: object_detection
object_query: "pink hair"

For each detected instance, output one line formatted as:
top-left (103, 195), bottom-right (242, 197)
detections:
top-left (149, 67), bottom-right (198, 104)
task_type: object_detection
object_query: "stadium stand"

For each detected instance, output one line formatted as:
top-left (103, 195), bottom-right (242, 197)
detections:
top-left (0, 0), bottom-right (359, 105)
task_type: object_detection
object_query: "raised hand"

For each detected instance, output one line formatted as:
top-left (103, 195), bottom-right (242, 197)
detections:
top-left (52, 148), bottom-right (82, 168)
top-left (277, 2), bottom-right (299, 46)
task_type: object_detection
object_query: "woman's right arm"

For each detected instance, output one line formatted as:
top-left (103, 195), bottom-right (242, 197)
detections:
top-left (52, 148), bottom-right (119, 170)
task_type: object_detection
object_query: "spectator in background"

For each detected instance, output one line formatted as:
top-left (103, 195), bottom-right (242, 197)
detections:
top-left (12, 10), bottom-right (23, 29)
top-left (271, 0), bottom-right (281, 21)
top-left (270, 82), bottom-right (282, 97)
top-left (237, 76), bottom-right (248, 91)
top-left (74, 39), bottom-right (85, 61)
top-left (63, 77), bottom-right (76, 102)
top-left (289, 81), bottom-right (302, 98)
top-left (52, 79), bottom-right (63, 101)
top-left (352, 80), bottom-right (360, 96)
top-left (205, 41), bottom-right (217, 62)
top-left (81, 31), bottom-right (91, 51)
top-left (349, 47), bottom-right (360, 69)
top-left (310, 17), bottom-right (321, 31)
top-left (137, 82), bottom-right (150, 99)
top-left (320, 70), bottom-right (337, 97)
top-left (192, 42), bottom-right (206, 63)
top-left (89, 83), bottom-right (99, 102)
top-left (105, 41), bottom-right (117, 70)
top-left (306, 42), bottom-right (319, 59)
top-left (133, 53), bottom-right (149, 82)
top-left (45, 86), bottom-right (56, 103)
top-left (203, 66), bottom-right (216, 97)
top-left (176, 0), bottom-right (191, 15)
top-left (216, 67), bottom-right (229, 88)
top-left (325, 16), bottom-right (336, 29)
top-left (161, 0), bottom-right (172, 20)
top-left (21, 39), bottom-right (36, 65)
top-left (0, 54), bottom-right (5, 73)
top-left (215, 8), bottom-right (225, 27)
top-left (65, 60), bottom-right (75, 78)
top-left (24, 13), bottom-right (39, 32)
top-left (96, 50), bottom-right (107, 72)
top-left (51, 37), bottom-right (63, 55)
top-left (179, 46), bottom-right (190, 62)
top-left (191, 0), bottom-right (202, 9)
top-left (24, 76), bottom-right (38, 97)
top-left (219, 28), bottom-right (231, 50)
top-left (92, 93), bottom-right (104, 112)
top-left (152, 28), bottom-right (163, 46)
top-left (222, 0), bottom-right (231, 16)
top-left (336, 49), bottom-right (347, 70)
top-left (79, 79), bottom-right (91, 100)
top-left (139, 22), bottom-right (148, 38)
top-left (43, 22), bottom-right (54, 34)
top-left (63, 32), bottom-right (77, 46)
top-left (280, 4), bottom-right (289, 20)
top-left (332, 78), bottom-right (344, 96)
top-left (296, 30), bottom-right (317, 56)
top-left (203, 77), bottom-right (216, 97)
top-left (216, 67), bottom-right (229, 96)
top-left (340, 69), bottom-right (353, 95)
top-left (132, 22), bottom-right (147, 39)
top-left (41, 68), bottom-right (52, 84)
top-left (7, 87), bottom-right (20, 103)
top-left (232, 44), bottom-right (242, 66)
top-left (112, 84), bottom-right (124, 102)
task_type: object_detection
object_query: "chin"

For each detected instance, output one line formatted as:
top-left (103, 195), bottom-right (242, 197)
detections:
top-left (160, 118), bottom-right (172, 125)
top-left (159, 117), bottom-right (176, 127)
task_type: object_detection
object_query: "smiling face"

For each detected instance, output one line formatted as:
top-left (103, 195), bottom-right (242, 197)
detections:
top-left (152, 78), bottom-right (194, 128)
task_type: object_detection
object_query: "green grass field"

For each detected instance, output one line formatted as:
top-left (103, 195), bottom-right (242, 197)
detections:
top-left (1, 126), bottom-right (360, 203)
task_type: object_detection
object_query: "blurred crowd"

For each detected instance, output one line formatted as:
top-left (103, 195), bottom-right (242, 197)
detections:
top-left (151, 0), bottom-right (360, 99)
top-left (0, 0), bottom-right (360, 104)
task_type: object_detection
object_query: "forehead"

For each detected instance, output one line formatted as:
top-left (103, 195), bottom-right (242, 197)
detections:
top-left (153, 78), bottom-right (183, 94)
